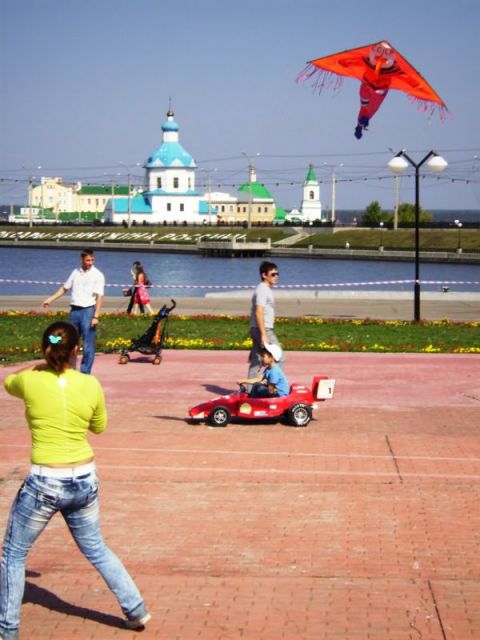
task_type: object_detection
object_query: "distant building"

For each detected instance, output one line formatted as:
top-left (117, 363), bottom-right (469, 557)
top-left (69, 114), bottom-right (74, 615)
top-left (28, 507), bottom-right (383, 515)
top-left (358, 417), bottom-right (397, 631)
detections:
top-left (105, 109), bottom-right (216, 225)
top-left (207, 192), bottom-right (238, 223)
top-left (28, 177), bottom-right (130, 220)
top-left (212, 166), bottom-right (284, 225)
top-left (236, 167), bottom-right (277, 224)
top-left (31, 177), bottom-right (76, 214)
top-left (76, 184), bottom-right (130, 216)
top-left (23, 108), bottom-right (295, 226)
top-left (284, 164), bottom-right (328, 224)
top-left (300, 164), bottom-right (322, 222)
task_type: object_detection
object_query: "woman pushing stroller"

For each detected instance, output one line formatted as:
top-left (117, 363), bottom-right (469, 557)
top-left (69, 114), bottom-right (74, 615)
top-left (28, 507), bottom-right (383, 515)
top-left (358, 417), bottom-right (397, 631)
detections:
top-left (126, 261), bottom-right (154, 315)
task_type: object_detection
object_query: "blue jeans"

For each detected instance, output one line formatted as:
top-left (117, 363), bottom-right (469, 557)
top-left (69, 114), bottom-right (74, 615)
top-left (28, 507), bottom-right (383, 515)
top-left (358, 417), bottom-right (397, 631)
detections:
top-left (69, 306), bottom-right (96, 374)
top-left (249, 382), bottom-right (279, 398)
top-left (0, 471), bottom-right (147, 640)
top-left (248, 327), bottom-right (285, 379)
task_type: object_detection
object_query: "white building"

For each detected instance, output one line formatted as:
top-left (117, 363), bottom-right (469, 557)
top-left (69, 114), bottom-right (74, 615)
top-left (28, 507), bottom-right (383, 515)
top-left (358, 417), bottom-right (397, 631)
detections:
top-left (300, 164), bottom-right (322, 222)
top-left (105, 109), bottom-right (216, 225)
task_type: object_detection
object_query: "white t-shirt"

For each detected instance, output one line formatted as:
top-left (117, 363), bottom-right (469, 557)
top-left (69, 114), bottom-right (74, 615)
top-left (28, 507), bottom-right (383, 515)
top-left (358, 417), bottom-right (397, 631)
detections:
top-left (250, 281), bottom-right (275, 329)
top-left (64, 266), bottom-right (105, 307)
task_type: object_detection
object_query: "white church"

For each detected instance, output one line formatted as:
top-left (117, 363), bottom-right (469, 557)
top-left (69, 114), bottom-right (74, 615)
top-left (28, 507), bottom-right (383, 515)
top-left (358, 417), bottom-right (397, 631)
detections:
top-left (286, 163), bottom-right (324, 223)
top-left (105, 108), bottom-right (217, 225)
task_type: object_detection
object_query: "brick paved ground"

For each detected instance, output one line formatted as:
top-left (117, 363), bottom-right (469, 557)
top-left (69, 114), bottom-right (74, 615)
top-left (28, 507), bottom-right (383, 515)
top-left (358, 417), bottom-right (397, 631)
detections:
top-left (1, 350), bottom-right (479, 639)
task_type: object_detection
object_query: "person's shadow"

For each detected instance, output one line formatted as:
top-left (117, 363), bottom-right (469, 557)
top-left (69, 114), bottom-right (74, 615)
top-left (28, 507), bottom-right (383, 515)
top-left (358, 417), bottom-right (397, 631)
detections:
top-left (24, 572), bottom-right (125, 630)
top-left (203, 384), bottom-right (234, 395)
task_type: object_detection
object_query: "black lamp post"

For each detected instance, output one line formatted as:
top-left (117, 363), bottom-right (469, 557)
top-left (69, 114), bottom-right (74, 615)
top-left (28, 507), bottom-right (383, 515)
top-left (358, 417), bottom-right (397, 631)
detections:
top-left (454, 219), bottom-right (463, 253)
top-left (388, 150), bottom-right (448, 322)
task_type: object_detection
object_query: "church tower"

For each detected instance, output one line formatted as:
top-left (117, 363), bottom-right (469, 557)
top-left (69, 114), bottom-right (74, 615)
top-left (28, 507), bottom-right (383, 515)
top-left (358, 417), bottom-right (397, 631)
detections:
top-left (144, 107), bottom-right (196, 194)
top-left (300, 164), bottom-right (322, 222)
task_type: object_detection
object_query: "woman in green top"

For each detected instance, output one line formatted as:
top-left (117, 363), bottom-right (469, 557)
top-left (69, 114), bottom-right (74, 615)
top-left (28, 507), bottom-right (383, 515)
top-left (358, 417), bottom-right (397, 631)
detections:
top-left (0, 321), bottom-right (150, 640)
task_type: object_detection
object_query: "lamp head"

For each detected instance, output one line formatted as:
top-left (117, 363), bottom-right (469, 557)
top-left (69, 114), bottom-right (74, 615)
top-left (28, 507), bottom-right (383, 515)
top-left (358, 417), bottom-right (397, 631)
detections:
top-left (388, 156), bottom-right (409, 174)
top-left (426, 155), bottom-right (448, 173)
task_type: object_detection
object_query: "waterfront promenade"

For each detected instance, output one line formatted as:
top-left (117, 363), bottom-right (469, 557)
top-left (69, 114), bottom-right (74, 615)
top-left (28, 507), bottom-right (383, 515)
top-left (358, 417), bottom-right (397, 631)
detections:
top-left (1, 350), bottom-right (479, 639)
top-left (0, 290), bottom-right (479, 321)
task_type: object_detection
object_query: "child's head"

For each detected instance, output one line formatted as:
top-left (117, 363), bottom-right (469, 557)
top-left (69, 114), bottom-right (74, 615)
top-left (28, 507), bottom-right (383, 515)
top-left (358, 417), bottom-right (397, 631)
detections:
top-left (261, 343), bottom-right (282, 367)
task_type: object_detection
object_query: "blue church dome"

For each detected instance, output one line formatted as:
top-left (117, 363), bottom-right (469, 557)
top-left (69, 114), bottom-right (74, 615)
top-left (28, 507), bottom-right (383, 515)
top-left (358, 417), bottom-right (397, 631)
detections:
top-left (145, 143), bottom-right (195, 168)
top-left (161, 119), bottom-right (179, 133)
top-left (144, 108), bottom-right (196, 168)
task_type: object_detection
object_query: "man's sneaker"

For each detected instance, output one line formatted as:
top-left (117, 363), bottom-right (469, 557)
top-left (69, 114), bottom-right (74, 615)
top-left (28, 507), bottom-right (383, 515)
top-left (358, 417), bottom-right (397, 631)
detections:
top-left (125, 612), bottom-right (151, 629)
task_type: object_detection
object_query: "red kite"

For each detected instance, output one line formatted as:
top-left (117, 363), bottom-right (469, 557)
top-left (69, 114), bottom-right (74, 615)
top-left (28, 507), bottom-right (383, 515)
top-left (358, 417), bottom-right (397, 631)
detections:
top-left (297, 40), bottom-right (448, 139)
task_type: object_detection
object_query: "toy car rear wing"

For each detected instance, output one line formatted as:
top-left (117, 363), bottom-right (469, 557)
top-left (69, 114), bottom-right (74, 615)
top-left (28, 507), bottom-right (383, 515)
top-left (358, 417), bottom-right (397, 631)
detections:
top-left (312, 376), bottom-right (336, 400)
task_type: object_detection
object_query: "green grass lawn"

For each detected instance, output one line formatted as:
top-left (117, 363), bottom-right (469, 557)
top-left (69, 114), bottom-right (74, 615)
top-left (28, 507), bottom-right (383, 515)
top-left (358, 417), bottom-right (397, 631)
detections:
top-left (295, 228), bottom-right (480, 252)
top-left (1, 311), bottom-right (478, 364)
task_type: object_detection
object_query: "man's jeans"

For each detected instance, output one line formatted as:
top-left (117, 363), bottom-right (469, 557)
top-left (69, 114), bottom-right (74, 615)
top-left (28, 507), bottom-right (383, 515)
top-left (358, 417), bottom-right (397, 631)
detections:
top-left (0, 471), bottom-right (146, 640)
top-left (69, 306), bottom-right (96, 374)
top-left (248, 327), bottom-right (285, 379)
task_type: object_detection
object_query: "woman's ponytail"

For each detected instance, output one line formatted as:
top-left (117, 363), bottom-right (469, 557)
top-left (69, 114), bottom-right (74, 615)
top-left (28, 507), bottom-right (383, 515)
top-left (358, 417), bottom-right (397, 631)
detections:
top-left (42, 321), bottom-right (79, 373)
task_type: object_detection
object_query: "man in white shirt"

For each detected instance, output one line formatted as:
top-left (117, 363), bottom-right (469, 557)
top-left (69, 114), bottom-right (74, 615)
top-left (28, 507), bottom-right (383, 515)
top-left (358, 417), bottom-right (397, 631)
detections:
top-left (42, 248), bottom-right (105, 373)
top-left (248, 260), bottom-right (284, 379)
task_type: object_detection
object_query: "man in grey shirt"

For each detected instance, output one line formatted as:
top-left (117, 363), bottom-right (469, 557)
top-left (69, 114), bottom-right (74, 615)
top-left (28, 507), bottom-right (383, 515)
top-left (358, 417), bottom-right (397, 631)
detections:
top-left (248, 260), bottom-right (284, 378)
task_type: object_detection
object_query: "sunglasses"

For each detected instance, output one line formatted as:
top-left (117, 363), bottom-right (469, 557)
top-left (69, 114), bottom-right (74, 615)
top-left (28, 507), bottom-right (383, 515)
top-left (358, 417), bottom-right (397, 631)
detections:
top-left (270, 272), bottom-right (280, 276)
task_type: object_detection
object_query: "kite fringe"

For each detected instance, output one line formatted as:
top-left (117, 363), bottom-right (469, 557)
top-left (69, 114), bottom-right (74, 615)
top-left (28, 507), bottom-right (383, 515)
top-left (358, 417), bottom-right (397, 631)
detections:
top-left (407, 96), bottom-right (449, 122)
top-left (296, 64), bottom-right (344, 94)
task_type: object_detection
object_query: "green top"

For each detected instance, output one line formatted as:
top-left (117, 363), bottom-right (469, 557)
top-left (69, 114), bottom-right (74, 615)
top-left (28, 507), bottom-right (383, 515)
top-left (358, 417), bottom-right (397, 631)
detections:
top-left (77, 185), bottom-right (130, 195)
top-left (305, 164), bottom-right (317, 183)
top-left (4, 368), bottom-right (107, 464)
top-left (237, 182), bottom-right (274, 199)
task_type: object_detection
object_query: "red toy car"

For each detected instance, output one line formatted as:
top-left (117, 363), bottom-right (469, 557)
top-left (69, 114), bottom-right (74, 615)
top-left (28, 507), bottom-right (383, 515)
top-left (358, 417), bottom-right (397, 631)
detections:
top-left (188, 376), bottom-right (335, 427)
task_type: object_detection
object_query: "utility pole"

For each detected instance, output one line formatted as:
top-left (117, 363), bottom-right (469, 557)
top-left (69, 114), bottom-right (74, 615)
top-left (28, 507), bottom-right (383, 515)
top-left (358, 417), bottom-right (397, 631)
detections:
top-left (393, 175), bottom-right (399, 230)
top-left (247, 164), bottom-right (252, 229)
top-left (120, 162), bottom-right (139, 228)
top-left (127, 172), bottom-right (132, 228)
top-left (323, 162), bottom-right (343, 224)
top-left (207, 173), bottom-right (212, 225)
top-left (242, 152), bottom-right (259, 230)
top-left (331, 169), bottom-right (337, 224)
top-left (111, 178), bottom-right (116, 221)
top-left (28, 176), bottom-right (33, 228)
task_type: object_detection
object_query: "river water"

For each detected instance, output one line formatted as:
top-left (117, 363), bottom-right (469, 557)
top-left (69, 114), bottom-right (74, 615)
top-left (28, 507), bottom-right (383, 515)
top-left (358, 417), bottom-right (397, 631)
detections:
top-left (0, 246), bottom-right (479, 297)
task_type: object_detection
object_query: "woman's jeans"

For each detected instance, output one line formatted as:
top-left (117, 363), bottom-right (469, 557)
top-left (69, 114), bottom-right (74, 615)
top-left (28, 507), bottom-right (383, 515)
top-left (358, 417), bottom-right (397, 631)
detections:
top-left (0, 470), bottom-right (146, 640)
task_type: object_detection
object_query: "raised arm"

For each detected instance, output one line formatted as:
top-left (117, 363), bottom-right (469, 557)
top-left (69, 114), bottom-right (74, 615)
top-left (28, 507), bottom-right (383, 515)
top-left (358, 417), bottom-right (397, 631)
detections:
top-left (42, 286), bottom-right (67, 308)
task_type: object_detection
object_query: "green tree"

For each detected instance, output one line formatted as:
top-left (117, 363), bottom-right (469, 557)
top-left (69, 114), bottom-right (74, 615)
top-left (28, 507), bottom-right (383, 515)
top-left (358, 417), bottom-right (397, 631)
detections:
top-left (397, 203), bottom-right (433, 225)
top-left (362, 201), bottom-right (386, 225)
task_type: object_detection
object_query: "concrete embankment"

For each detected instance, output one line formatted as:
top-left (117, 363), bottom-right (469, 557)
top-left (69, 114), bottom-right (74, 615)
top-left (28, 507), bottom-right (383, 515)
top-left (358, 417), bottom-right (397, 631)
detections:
top-left (0, 239), bottom-right (479, 263)
top-left (1, 291), bottom-right (478, 321)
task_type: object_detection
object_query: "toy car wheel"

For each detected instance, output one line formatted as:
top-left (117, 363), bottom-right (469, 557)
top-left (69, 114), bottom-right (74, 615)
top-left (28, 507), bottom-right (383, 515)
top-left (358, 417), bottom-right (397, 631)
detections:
top-left (287, 403), bottom-right (312, 427)
top-left (208, 406), bottom-right (231, 427)
top-left (119, 355), bottom-right (129, 365)
top-left (152, 356), bottom-right (162, 365)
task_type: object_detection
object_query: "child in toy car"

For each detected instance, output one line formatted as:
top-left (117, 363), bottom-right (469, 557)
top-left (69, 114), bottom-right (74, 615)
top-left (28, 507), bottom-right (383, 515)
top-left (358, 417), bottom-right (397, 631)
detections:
top-left (238, 344), bottom-right (289, 398)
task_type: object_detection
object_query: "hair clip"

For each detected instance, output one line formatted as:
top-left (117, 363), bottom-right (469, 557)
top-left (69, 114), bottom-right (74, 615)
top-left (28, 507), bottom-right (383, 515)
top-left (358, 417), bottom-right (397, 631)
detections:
top-left (48, 335), bottom-right (62, 344)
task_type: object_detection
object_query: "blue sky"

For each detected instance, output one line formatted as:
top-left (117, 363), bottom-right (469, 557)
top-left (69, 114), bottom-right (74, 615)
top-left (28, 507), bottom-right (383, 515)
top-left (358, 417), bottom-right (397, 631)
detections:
top-left (1, 0), bottom-right (479, 212)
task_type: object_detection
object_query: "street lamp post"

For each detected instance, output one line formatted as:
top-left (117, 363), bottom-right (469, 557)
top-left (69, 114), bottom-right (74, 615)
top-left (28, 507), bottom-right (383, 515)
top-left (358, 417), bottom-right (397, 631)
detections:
top-left (379, 221), bottom-right (384, 251)
top-left (323, 163), bottom-right (343, 224)
top-left (242, 152), bottom-right (260, 229)
top-left (454, 219), bottom-right (463, 253)
top-left (119, 162), bottom-right (140, 228)
top-left (388, 150), bottom-right (448, 321)
top-left (28, 176), bottom-right (33, 228)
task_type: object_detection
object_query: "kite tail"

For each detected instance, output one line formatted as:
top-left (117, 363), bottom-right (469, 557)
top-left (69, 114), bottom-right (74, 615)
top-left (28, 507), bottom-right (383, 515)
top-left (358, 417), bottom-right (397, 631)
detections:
top-left (407, 96), bottom-right (449, 122)
top-left (296, 63), bottom-right (344, 94)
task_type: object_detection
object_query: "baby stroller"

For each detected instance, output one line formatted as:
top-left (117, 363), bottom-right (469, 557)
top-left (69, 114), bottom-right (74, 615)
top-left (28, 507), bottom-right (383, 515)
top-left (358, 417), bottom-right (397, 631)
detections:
top-left (119, 299), bottom-right (176, 365)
